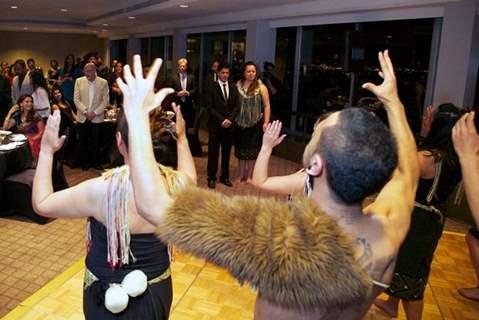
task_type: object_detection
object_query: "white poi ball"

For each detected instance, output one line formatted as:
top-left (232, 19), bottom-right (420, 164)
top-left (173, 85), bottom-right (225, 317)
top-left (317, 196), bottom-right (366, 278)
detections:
top-left (122, 270), bottom-right (148, 297)
top-left (105, 284), bottom-right (129, 314)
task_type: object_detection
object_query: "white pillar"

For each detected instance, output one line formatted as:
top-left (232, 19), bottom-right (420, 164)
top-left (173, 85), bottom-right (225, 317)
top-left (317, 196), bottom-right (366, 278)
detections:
top-left (433, 0), bottom-right (479, 108)
top-left (245, 20), bottom-right (277, 71)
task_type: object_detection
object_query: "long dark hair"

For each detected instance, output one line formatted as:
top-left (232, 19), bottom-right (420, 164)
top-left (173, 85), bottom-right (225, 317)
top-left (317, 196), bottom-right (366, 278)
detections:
top-left (63, 54), bottom-right (75, 73)
top-left (420, 103), bottom-right (464, 166)
top-left (51, 85), bottom-right (70, 106)
top-left (116, 110), bottom-right (178, 168)
top-left (241, 61), bottom-right (260, 96)
top-left (30, 68), bottom-right (48, 92)
top-left (17, 94), bottom-right (35, 122)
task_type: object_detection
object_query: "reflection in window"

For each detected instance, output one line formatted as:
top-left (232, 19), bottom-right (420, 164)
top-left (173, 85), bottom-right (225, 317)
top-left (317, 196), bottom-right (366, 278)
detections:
top-left (281, 18), bottom-right (434, 136)
top-left (232, 31), bottom-right (246, 81)
top-left (186, 34), bottom-right (201, 79)
top-left (187, 30), bottom-right (246, 95)
top-left (110, 39), bottom-right (128, 67)
top-left (298, 24), bottom-right (354, 134)
top-left (139, 36), bottom-right (172, 81)
top-left (273, 27), bottom-right (296, 128)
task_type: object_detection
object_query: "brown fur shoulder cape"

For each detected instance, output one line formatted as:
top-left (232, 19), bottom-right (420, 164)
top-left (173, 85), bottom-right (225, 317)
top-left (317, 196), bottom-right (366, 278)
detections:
top-left (156, 186), bottom-right (372, 310)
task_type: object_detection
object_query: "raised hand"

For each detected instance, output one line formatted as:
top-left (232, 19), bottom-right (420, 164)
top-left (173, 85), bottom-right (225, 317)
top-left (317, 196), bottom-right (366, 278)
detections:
top-left (262, 120), bottom-right (286, 150)
top-left (453, 112), bottom-right (479, 161)
top-left (116, 55), bottom-right (174, 120)
top-left (40, 110), bottom-right (66, 154)
top-left (171, 103), bottom-right (186, 139)
top-left (362, 50), bottom-right (400, 108)
top-left (420, 105), bottom-right (434, 138)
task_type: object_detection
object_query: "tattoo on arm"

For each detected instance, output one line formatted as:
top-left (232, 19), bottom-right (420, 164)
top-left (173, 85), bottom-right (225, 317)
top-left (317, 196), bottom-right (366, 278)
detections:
top-left (356, 237), bottom-right (394, 282)
top-left (356, 237), bottom-right (372, 266)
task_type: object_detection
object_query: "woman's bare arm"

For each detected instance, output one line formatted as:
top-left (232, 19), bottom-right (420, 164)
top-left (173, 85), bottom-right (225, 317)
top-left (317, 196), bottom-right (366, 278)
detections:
top-left (252, 120), bottom-right (304, 194)
top-left (32, 111), bottom-right (104, 219)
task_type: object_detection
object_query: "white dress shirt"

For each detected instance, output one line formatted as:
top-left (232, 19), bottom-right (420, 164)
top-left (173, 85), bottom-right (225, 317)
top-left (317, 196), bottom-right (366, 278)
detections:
top-left (88, 79), bottom-right (96, 111)
top-left (218, 80), bottom-right (229, 100)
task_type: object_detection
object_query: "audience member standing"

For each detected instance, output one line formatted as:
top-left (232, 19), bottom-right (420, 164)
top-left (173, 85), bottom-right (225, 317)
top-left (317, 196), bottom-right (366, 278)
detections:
top-left (168, 58), bottom-right (201, 156)
top-left (47, 59), bottom-right (60, 87)
top-left (11, 59), bottom-right (34, 103)
top-left (0, 73), bottom-right (11, 122)
top-left (204, 59), bottom-right (220, 94)
top-left (30, 69), bottom-right (51, 119)
top-left (74, 63), bottom-right (109, 170)
top-left (95, 55), bottom-right (109, 79)
top-left (59, 54), bottom-right (80, 106)
top-left (206, 64), bottom-right (240, 189)
top-left (107, 62), bottom-right (124, 109)
top-left (27, 58), bottom-right (36, 71)
top-left (1, 62), bottom-right (12, 86)
top-left (235, 61), bottom-right (271, 182)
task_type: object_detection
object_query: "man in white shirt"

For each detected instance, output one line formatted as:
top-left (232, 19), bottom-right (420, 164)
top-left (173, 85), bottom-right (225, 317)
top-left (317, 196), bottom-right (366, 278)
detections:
top-left (11, 60), bottom-right (33, 103)
top-left (74, 62), bottom-right (109, 170)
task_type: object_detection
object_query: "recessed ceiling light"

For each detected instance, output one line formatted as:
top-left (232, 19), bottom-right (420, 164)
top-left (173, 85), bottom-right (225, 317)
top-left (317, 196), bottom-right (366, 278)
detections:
top-left (179, 4), bottom-right (189, 8)
top-left (128, 16), bottom-right (136, 20)
top-left (60, 8), bottom-right (68, 12)
top-left (10, 6), bottom-right (18, 9)
top-left (102, 23), bottom-right (109, 26)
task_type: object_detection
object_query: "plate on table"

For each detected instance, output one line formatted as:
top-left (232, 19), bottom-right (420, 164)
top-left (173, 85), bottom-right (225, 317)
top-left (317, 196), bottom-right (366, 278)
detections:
top-left (0, 143), bottom-right (17, 151)
top-left (0, 130), bottom-right (12, 136)
top-left (9, 134), bottom-right (27, 142)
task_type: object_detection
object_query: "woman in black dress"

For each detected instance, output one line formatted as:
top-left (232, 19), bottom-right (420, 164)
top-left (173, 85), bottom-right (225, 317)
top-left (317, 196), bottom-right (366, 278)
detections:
top-left (374, 103), bottom-right (463, 319)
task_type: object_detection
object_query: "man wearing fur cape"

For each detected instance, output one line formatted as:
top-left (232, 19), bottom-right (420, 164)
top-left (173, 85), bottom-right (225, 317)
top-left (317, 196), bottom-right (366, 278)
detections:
top-left (116, 51), bottom-right (419, 319)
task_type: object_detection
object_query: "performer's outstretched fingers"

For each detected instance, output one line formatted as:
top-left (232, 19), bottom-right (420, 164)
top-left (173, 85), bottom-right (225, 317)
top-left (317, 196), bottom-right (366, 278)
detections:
top-left (133, 55), bottom-right (143, 81)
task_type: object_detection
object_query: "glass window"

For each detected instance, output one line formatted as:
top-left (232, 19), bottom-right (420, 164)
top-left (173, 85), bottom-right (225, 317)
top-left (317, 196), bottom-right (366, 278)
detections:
top-left (110, 39), bottom-right (128, 66)
top-left (354, 19), bottom-right (434, 133)
top-left (231, 30), bottom-right (246, 82)
top-left (293, 18), bottom-right (434, 136)
top-left (297, 24), bottom-right (354, 133)
top-left (140, 38), bottom-right (150, 65)
top-left (166, 36), bottom-right (173, 77)
top-left (186, 34), bottom-right (201, 79)
top-left (273, 27), bottom-right (296, 128)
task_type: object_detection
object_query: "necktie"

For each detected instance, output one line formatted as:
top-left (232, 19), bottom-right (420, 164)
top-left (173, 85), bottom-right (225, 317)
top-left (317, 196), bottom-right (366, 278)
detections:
top-left (222, 83), bottom-right (228, 101)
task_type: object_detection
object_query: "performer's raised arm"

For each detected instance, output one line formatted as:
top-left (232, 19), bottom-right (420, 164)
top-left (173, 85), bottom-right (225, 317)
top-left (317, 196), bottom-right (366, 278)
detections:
top-left (252, 120), bottom-right (305, 195)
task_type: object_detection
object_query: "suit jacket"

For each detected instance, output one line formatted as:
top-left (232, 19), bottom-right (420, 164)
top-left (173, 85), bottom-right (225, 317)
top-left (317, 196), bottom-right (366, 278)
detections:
top-left (167, 73), bottom-right (197, 126)
top-left (167, 73), bottom-right (197, 104)
top-left (74, 76), bottom-right (109, 124)
top-left (11, 71), bottom-right (33, 103)
top-left (207, 81), bottom-right (240, 133)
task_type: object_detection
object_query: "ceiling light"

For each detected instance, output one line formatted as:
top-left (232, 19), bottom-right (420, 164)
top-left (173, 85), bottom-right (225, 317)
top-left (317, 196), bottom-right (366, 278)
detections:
top-left (10, 6), bottom-right (18, 9)
top-left (103, 23), bottom-right (109, 26)
top-left (179, 4), bottom-right (189, 8)
top-left (128, 16), bottom-right (136, 20)
top-left (60, 8), bottom-right (68, 12)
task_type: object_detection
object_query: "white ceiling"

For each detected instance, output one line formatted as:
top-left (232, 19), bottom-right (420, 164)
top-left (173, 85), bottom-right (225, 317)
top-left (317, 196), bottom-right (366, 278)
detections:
top-left (0, 0), bottom-right (476, 37)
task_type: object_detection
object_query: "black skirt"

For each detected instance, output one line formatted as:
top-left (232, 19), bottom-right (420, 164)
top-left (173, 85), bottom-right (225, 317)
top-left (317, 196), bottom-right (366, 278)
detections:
top-left (83, 276), bottom-right (172, 320)
top-left (234, 119), bottom-right (263, 160)
top-left (386, 206), bottom-right (444, 300)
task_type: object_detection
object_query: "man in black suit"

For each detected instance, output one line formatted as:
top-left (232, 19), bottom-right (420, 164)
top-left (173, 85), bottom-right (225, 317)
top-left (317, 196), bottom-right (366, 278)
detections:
top-left (206, 64), bottom-right (240, 188)
top-left (168, 58), bottom-right (202, 156)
